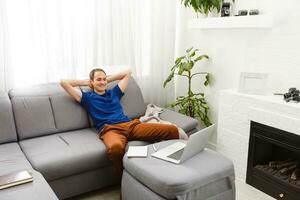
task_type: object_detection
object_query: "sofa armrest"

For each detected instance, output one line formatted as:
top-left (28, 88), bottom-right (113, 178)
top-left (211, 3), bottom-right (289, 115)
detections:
top-left (160, 109), bottom-right (198, 133)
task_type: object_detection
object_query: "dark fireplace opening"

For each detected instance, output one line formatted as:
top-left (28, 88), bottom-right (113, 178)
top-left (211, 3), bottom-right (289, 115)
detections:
top-left (246, 121), bottom-right (300, 200)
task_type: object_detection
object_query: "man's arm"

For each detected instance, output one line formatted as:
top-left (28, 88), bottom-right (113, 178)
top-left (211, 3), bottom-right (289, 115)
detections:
top-left (107, 69), bottom-right (132, 93)
top-left (60, 79), bottom-right (90, 102)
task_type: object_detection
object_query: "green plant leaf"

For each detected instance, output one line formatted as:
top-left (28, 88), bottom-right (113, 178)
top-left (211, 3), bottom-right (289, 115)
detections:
top-left (195, 0), bottom-right (201, 8)
top-left (190, 0), bottom-right (198, 13)
top-left (178, 63), bottom-right (187, 75)
top-left (201, 103), bottom-right (209, 109)
top-left (194, 54), bottom-right (209, 62)
top-left (186, 47), bottom-right (193, 53)
top-left (195, 92), bottom-right (204, 96)
top-left (204, 73), bottom-right (210, 86)
top-left (170, 64), bottom-right (177, 71)
top-left (175, 56), bottom-right (185, 65)
top-left (163, 72), bottom-right (174, 88)
top-left (195, 102), bottom-right (205, 119)
top-left (183, 0), bottom-right (190, 7)
top-left (178, 109), bottom-right (186, 115)
top-left (186, 61), bottom-right (194, 70)
top-left (180, 0), bottom-right (231, 16)
top-left (189, 49), bottom-right (198, 57)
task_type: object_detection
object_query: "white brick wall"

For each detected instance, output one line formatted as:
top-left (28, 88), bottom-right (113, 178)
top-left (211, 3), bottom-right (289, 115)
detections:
top-left (217, 89), bottom-right (300, 199)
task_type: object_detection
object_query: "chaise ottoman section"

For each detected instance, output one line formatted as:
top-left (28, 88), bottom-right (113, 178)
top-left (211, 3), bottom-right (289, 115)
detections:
top-left (0, 143), bottom-right (58, 200)
top-left (122, 140), bottom-right (235, 200)
top-left (0, 170), bottom-right (59, 200)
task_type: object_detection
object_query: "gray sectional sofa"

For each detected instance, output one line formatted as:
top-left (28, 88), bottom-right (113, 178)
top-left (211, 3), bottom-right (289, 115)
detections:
top-left (0, 78), bottom-right (199, 200)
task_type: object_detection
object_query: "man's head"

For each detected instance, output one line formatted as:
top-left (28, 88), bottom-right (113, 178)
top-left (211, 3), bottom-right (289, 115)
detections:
top-left (89, 68), bottom-right (107, 94)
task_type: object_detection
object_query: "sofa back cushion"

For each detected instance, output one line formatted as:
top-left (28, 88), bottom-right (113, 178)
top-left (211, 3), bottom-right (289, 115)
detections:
top-left (0, 92), bottom-right (18, 144)
top-left (9, 83), bottom-right (89, 140)
top-left (108, 78), bottom-right (146, 119)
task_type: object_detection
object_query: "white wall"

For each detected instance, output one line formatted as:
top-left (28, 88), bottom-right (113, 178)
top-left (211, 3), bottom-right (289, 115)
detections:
top-left (175, 0), bottom-right (300, 135)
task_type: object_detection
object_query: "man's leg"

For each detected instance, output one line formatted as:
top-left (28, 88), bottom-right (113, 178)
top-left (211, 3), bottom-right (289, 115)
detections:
top-left (101, 131), bottom-right (127, 174)
top-left (128, 122), bottom-right (179, 142)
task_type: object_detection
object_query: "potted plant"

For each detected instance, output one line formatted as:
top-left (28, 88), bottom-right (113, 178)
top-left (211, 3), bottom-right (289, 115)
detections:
top-left (181, 0), bottom-right (234, 17)
top-left (164, 47), bottom-right (212, 127)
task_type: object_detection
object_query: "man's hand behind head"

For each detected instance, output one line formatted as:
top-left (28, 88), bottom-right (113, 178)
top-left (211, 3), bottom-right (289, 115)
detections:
top-left (88, 80), bottom-right (94, 90)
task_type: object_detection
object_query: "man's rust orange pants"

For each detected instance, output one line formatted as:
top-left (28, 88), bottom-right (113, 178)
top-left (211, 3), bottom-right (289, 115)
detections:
top-left (100, 119), bottom-right (179, 174)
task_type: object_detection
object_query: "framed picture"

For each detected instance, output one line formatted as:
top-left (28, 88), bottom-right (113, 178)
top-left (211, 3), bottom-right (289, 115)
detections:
top-left (238, 72), bottom-right (268, 95)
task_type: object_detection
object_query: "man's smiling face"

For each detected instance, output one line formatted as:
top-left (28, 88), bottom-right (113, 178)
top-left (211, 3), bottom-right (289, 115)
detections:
top-left (91, 71), bottom-right (107, 94)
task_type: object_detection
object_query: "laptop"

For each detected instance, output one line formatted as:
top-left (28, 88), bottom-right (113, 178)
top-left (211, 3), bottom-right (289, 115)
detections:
top-left (151, 124), bottom-right (215, 164)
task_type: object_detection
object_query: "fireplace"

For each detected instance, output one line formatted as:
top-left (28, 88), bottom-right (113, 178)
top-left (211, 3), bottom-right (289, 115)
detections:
top-left (246, 121), bottom-right (300, 199)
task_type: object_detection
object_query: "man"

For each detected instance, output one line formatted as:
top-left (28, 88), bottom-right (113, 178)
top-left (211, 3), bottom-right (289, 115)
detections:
top-left (60, 68), bottom-right (180, 174)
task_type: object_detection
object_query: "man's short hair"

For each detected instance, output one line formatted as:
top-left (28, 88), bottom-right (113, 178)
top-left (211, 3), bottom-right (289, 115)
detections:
top-left (89, 68), bottom-right (106, 80)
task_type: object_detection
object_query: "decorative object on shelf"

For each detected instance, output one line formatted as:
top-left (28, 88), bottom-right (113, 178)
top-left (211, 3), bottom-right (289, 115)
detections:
top-left (238, 72), bottom-right (268, 95)
top-left (181, 0), bottom-right (235, 17)
top-left (274, 88), bottom-right (300, 103)
top-left (249, 9), bottom-right (259, 15)
top-left (237, 10), bottom-right (248, 16)
top-left (235, 9), bottom-right (260, 16)
top-left (221, 2), bottom-right (231, 17)
top-left (163, 47), bottom-right (212, 126)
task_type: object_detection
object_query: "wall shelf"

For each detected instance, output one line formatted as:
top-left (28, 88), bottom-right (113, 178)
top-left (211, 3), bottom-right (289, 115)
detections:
top-left (188, 15), bottom-right (273, 29)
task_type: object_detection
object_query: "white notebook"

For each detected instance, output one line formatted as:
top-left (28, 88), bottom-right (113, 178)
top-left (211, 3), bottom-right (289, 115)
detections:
top-left (127, 146), bottom-right (148, 158)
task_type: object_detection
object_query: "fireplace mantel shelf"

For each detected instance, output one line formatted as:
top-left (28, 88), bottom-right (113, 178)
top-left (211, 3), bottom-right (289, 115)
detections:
top-left (188, 15), bottom-right (273, 29)
top-left (224, 89), bottom-right (300, 108)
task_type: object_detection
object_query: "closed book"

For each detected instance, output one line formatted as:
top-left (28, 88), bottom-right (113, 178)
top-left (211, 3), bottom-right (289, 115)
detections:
top-left (127, 146), bottom-right (148, 158)
top-left (0, 170), bottom-right (33, 190)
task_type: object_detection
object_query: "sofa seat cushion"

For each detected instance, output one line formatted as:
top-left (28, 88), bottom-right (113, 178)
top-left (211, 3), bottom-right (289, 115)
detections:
top-left (160, 109), bottom-right (198, 133)
top-left (19, 128), bottom-right (112, 181)
top-left (0, 143), bottom-right (32, 174)
top-left (123, 140), bottom-right (235, 199)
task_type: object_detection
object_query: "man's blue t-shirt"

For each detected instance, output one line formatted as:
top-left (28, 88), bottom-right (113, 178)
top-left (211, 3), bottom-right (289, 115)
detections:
top-left (80, 85), bottom-right (130, 132)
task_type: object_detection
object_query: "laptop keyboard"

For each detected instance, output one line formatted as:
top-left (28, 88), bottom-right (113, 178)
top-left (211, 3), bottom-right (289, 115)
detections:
top-left (167, 148), bottom-right (184, 160)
